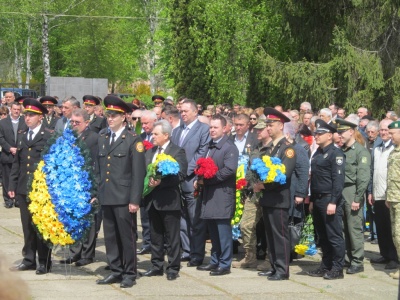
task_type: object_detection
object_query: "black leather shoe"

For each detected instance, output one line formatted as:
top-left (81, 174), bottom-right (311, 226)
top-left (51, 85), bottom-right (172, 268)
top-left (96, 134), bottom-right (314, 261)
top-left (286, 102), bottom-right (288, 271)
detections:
top-left (308, 268), bottom-right (329, 277)
top-left (60, 256), bottom-right (80, 264)
top-left (104, 265), bottom-right (111, 270)
top-left (137, 248), bottom-right (151, 255)
top-left (141, 269), bottom-right (164, 277)
top-left (268, 273), bottom-right (288, 281)
top-left (120, 278), bottom-right (136, 288)
top-left (370, 257), bottom-right (389, 264)
top-left (344, 261), bottom-right (351, 268)
top-left (167, 273), bottom-right (179, 281)
top-left (180, 255), bottom-right (190, 262)
top-left (75, 258), bottom-right (93, 267)
top-left (36, 264), bottom-right (51, 275)
top-left (385, 260), bottom-right (398, 270)
top-left (14, 201), bottom-right (19, 208)
top-left (210, 267), bottom-right (231, 276)
top-left (197, 264), bottom-right (218, 271)
top-left (323, 270), bottom-right (344, 280)
top-left (4, 203), bottom-right (13, 209)
top-left (258, 269), bottom-right (276, 277)
top-left (96, 274), bottom-right (122, 284)
top-left (187, 260), bottom-right (202, 267)
top-left (9, 263), bottom-right (36, 271)
top-left (346, 265), bottom-right (364, 274)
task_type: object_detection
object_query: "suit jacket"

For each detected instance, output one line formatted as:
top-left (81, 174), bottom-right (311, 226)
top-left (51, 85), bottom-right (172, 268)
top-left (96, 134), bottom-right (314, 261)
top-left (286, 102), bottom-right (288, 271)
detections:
top-left (201, 135), bottom-right (239, 219)
top-left (55, 117), bottom-right (68, 134)
top-left (229, 130), bottom-right (258, 155)
top-left (143, 142), bottom-right (188, 211)
top-left (171, 120), bottom-right (211, 192)
top-left (140, 132), bottom-right (154, 143)
top-left (89, 115), bottom-right (107, 133)
top-left (9, 125), bottom-right (52, 195)
top-left (0, 116), bottom-right (28, 164)
top-left (97, 129), bottom-right (146, 206)
top-left (80, 128), bottom-right (99, 171)
top-left (42, 113), bottom-right (60, 132)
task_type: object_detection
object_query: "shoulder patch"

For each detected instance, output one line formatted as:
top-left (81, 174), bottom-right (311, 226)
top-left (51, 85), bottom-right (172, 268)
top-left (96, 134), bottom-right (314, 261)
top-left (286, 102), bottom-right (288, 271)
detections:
top-left (285, 148), bottom-right (295, 158)
top-left (336, 156), bottom-right (344, 165)
top-left (136, 141), bottom-right (144, 152)
top-left (361, 156), bottom-right (367, 164)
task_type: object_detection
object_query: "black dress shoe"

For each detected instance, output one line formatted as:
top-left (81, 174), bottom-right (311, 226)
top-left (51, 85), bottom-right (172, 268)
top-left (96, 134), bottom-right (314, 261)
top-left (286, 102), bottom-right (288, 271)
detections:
top-left (96, 274), bottom-right (122, 284)
top-left (137, 248), bottom-right (151, 255)
top-left (197, 264), bottom-right (218, 271)
top-left (10, 263), bottom-right (36, 271)
top-left (75, 258), bottom-right (93, 267)
top-left (104, 265), bottom-right (111, 270)
top-left (187, 260), bottom-right (202, 267)
top-left (14, 201), bottom-right (19, 208)
top-left (323, 270), bottom-right (344, 280)
top-left (141, 269), bottom-right (164, 277)
top-left (60, 256), bottom-right (80, 264)
top-left (346, 265), bottom-right (364, 274)
top-left (308, 268), bottom-right (329, 277)
top-left (36, 264), bottom-right (51, 275)
top-left (210, 267), bottom-right (231, 276)
top-left (120, 278), bottom-right (136, 288)
top-left (258, 269), bottom-right (276, 277)
top-left (180, 255), bottom-right (191, 262)
top-left (385, 260), bottom-right (398, 270)
top-left (4, 203), bottom-right (13, 209)
top-left (370, 257), bottom-right (389, 264)
top-left (167, 273), bottom-right (179, 281)
top-left (268, 273), bottom-right (288, 281)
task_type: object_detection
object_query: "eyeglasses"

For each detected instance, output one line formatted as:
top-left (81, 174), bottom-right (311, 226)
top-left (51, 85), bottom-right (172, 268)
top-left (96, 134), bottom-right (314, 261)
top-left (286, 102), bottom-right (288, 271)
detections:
top-left (70, 120), bottom-right (82, 125)
top-left (250, 118), bottom-right (257, 120)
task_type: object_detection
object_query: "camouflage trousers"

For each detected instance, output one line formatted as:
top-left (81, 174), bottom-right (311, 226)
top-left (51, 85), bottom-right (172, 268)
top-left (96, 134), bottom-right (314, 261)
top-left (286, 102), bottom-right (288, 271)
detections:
top-left (241, 196), bottom-right (263, 251)
top-left (389, 202), bottom-right (400, 259)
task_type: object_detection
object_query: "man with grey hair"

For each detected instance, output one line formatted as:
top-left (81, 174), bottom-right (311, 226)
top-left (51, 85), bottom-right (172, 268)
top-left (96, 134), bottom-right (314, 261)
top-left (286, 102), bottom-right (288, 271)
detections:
top-left (319, 108), bottom-right (333, 125)
top-left (141, 119), bottom-right (188, 281)
top-left (357, 107), bottom-right (368, 119)
top-left (300, 101), bottom-right (312, 113)
top-left (54, 96), bottom-right (81, 134)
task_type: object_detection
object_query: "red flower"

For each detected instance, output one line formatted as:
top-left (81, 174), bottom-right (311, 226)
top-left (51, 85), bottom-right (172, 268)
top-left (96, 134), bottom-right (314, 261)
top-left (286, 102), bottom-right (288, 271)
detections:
top-left (236, 178), bottom-right (247, 190)
top-left (143, 140), bottom-right (154, 151)
top-left (194, 157), bottom-right (218, 179)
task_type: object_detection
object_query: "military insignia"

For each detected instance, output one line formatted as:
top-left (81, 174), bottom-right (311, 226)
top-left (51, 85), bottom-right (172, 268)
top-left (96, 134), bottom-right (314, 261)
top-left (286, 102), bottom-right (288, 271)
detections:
top-left (317, 123), bottom-right (320, 128)
top-left (323, 153), bottom-right (328, 159)
top-left (122, 135), bottom-right (126, 139)
top-left (136, 141), bottom-right (144, 152)
top-left (336, 157), bottom-right (343, 165)
top-left (41, 131), bottom-right (44, 135)
top-left (102, 144), bottom-right (105, 149)
top-left (361, 157), bottom-right (367, 164)
top-left (285, 148), bottom-right (295, 158)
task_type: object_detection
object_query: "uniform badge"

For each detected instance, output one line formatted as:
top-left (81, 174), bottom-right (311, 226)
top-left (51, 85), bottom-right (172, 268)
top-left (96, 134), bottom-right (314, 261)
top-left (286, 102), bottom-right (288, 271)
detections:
top-left (285, 148), bottom-right (295, 158)
top-left (136, 142), bottom-right (144, 153)
top-left (361, 157), bottom-right (367, 164)
top-left (323, 153), bottom-right (328, 159)
top-left (336, 157), bottom-right (343, 165)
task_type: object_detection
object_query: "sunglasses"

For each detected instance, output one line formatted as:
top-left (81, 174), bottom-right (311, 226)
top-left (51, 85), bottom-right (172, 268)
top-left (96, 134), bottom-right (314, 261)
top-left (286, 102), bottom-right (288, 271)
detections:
top-left (0, 113), bottom-right (7, 116)
top-left (250, 118), bottom-right (257, 120)
top-left (132, 117), bottom-right (138, 121)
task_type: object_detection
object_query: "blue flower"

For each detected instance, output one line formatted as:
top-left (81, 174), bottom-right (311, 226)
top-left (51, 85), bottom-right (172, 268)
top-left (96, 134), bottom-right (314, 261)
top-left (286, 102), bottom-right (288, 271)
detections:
top-left (157, 159), bottom-right (179, 176)
top-left (232, 225), bottom-right (241, 240)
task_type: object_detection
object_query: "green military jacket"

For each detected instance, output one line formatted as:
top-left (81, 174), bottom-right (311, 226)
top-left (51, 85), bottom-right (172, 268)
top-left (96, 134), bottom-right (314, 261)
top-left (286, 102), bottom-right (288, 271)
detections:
top-left (387, 146), bottom-right (400, 203)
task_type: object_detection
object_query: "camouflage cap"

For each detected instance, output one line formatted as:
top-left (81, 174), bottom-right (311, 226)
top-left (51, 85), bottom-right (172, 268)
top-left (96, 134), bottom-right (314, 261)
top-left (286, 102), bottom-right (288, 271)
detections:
top-left (254, 119), bottom-right (267, 129)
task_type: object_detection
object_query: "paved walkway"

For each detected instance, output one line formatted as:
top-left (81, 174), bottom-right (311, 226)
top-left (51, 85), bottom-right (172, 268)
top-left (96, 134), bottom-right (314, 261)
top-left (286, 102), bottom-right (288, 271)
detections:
top-left (0, 203), bottom-right (399, 299)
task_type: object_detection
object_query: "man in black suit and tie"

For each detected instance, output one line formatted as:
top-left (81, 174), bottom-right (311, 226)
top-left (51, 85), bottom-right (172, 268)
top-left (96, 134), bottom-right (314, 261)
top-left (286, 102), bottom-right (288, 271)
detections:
top-left (83, 95), bottom-right (107, 133)
top-left (230, 113), bottom-right (258, 155)
top-left (54, 97), bottom-right (80, 134)
top-left (196, 115), bottom-right (239, 275)
top-left (8, 99), bottom-right (52, 274)
top-left (59, 109), bottom-right (99, 267)
top-left (142, 120), bottom-right (188, 281)
top-left (96, 95), bottom-right (146, 288)
top-left (171, 99), bottom-right (211, 265)
top-left (40, 96), bottom-right (60, 132)
top-left (0, 101), bottom-right (27, 208)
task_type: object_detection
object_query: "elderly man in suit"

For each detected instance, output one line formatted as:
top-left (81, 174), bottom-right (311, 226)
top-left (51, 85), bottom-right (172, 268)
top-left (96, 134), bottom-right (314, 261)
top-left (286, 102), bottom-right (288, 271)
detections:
top-left (40, 96), bottom-right (60, 132)
top-left (196, 115), bottom-right (239, 275)
top-left (59, 109), bottom-right (99, 267)
top-left (0, 101), bottom-right (27, 208)
top-left (141, 120), bottom-right (188, 281)
top-left (54, 96), bottom-right (80, 134)
top-left (83, 95), bottom-right (107, 133)
top-left (171, 99), bottom-right (211, 265)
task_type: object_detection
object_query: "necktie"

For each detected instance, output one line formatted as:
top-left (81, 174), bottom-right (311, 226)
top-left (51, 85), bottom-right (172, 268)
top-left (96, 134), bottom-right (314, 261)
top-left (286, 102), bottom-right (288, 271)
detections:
top-left (158, 147), bottom-right (163, 154)
top-left (209, 141), bottom-right (216, 149)
top-left (179, 127), bottom-right (189, 147)
top-left (147, 134), bottom-right (152, 141)
top-left (110, 133), bottom-right (116, 146)
top-left (28, 130), bottom-right (34, 141)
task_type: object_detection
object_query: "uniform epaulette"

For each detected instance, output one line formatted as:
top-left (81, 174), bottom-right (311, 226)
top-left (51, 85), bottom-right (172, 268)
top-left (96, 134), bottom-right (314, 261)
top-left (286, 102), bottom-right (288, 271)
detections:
top-left (44, 127), bottom-right (52, 133)
top-left (127, 131), bottom-right (137, 137)
top-left (99, 128), bottom-right (109, 136)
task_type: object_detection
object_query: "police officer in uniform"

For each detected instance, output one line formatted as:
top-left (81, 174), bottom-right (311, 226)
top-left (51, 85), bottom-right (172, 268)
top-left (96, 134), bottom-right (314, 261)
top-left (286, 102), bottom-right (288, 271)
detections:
top-left (336, 118), bottom-right (371, 274)
top-left (83, 95), bottom-right (107, 133)
top-left (40, 96), bottom-right (60, 132)
top-left (308, 119), bottom-right (346, 280)
top-left (8, 98), bottom-right (52, 275)
top-left (256, 108), bottom-right (296, 281)
top-left (96, 95), bottom-right (146, 288)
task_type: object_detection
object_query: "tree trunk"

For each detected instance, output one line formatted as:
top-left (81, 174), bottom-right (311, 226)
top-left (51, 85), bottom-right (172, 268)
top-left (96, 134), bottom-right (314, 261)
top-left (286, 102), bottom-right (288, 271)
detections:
top-left (25, 21), bottom-right (32, 89)
top-left (42, 14), bottom-right (50, 91)
top-left (149, 14), bottom-right (157, 94)
top-left (14, 44), bottom-right (23, 88)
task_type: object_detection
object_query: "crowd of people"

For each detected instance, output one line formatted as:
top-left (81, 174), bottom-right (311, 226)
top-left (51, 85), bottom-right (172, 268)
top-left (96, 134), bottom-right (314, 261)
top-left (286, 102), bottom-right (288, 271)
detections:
top-left (1, 89), bottom-right (400, 288)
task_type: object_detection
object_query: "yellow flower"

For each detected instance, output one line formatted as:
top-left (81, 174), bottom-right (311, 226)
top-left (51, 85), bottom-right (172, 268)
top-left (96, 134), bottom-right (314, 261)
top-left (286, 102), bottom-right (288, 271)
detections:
top-left (294, 244), bottom-right (308, 256)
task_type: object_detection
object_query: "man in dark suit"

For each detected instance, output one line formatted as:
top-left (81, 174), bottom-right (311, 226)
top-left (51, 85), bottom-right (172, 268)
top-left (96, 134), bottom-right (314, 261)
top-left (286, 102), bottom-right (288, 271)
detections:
top-left (96, 95), bottom-right (146, 288)
top-left (229, 113), bottom-right (258, 155)
top-left (256, 107), bottom-right (296, 281)
top-left (54, 97), bottom-right (80, 134)
top-left (8, 98), bottom-right (52, 275)
top-left (0, 101), bottom-right (27, 208)
top-left (142, 120), bottom-right (188, 281)
top-left (40, 96), bottom-right (60, 132)
top-left (59, 109), bottom-right (99, 267)
top-left (83, 95), bottom-right (107, 133)
top-left (196, 115), bottom-right (239, 275)
top-left (171, 99), bottom-right (211, 265)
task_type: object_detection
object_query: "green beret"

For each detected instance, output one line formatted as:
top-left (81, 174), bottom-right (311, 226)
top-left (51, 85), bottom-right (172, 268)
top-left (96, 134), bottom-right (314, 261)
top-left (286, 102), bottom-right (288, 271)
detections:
top-left (388, 121), bottom-right (400, 129)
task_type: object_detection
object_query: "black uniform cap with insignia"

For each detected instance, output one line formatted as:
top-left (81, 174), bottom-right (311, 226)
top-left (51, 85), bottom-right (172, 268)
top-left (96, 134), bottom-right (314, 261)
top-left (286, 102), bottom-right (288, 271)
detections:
top-left (335, 118), bottom-right (357, 133)
top-left (39, 96), bottom-right (58, 106)
top-left (83, 95), bottom-right (100, 106)
top-left (16, 95), bottom-right (30, 104)
top-left (104, 95), bottom-right (130, 114)
top-left (314, 119), bottom-right (337, 134)
top-left (152, 95), bottom-right (165, 104)
top-left (263, 107), bottom-right (291, 123)
top-left (388, 121), bottom-right (400, 129)
top-left (126, 103), bottom-right (136, 113)
top-left (23, 98), bottom-right (48, 115)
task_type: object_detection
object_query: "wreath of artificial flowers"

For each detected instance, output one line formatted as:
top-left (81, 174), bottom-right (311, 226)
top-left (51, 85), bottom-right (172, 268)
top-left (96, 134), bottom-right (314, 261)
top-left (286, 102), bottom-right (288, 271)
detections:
top-left (28, 128), bottom-right (96, 247)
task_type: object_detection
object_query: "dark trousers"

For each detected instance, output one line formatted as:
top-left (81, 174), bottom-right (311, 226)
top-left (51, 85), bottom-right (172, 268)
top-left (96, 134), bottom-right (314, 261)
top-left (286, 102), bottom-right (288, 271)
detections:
top-left (103, 205), bottom-right (138, 280)
top-left (374, 201), bottom-right (398, 262)
top-left (262, 207), bottom-right (290, 276)
top-left (18, 194), bottom-right (51, 266)
top-left (140, 207), bottom-right (151, 249)
top-left (148, 205), bottom-right (181, 274)
top-left (2, 163), bottom-right (13, 205)
top-left (312, 196), bottom-right (345, 271)
top-left (207, 219), bottom-right (233, 269)
top-left (70, 215), bottom-right (97, 259)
